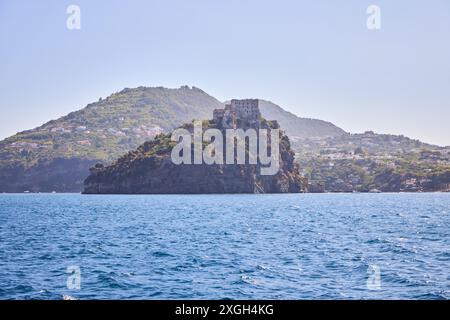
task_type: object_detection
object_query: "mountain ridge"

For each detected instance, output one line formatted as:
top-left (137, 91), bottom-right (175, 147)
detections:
top-left (0, 85), bottom-right (447, 192)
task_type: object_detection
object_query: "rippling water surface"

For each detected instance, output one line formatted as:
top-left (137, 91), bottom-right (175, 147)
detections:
top-left (0, 193), bottom-right (449, 300)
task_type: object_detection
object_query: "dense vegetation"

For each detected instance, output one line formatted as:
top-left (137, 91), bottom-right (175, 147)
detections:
top-left (0, 86), bottom-right (223, 168)
top-left (295, 132), bottom-right (450, 192)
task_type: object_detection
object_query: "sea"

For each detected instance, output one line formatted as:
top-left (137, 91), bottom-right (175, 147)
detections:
top-left (0, 193), bottom-right (449, 300)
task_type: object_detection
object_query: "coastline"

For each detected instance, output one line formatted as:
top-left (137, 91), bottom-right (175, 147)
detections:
top-left (1, 191), bottom-right (449, 195)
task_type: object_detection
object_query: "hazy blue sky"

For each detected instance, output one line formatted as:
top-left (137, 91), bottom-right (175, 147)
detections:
top-left (1, 0), bottom-right (449, 145)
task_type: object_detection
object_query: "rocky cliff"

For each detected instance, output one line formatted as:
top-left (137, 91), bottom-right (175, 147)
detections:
top-left (83, 115), bottom-right (308, 194)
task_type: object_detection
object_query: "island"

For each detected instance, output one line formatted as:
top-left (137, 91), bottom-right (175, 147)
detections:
top-left (83, 100), bottom-right (308, 194)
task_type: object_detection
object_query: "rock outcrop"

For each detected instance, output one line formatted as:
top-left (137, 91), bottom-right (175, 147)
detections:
top-left (83, 100), bottom-right (308, 194)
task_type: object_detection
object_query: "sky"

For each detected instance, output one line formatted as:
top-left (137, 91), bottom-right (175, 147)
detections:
top-left (0, 0), bottom-right (449, 146)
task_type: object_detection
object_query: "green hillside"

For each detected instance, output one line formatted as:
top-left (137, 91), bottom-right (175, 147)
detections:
top-left (5, 85), bottom-right (444, 193)
top-left (294, 132), bottom-right (450, 192)
top-left (0, 86), bottom-right (224, 192)
top-left (0, 86), bottom-right (222, 167)
top-left (0, 86), bottom-right (347, 192)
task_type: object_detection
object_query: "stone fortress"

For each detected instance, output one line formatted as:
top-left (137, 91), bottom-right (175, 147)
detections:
top-left (212, 99), bottom-right (279, 129)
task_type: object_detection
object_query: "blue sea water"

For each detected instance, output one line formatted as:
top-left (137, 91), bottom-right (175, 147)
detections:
top-left (0, 193), bottom-right (449, 300)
